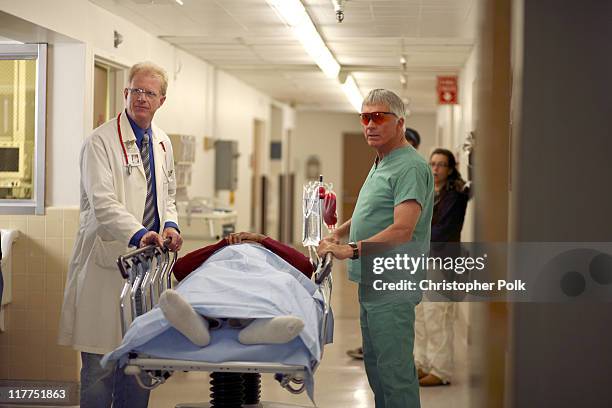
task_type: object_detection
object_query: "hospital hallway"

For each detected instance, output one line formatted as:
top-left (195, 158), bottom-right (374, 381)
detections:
top-left (1, 0), bottom-right (612, 407)
top-left (148, 262), bottom-right (472, 408)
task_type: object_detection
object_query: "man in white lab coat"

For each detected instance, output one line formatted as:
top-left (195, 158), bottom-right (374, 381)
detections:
top-left (58, 62), bottom-right (183, 408)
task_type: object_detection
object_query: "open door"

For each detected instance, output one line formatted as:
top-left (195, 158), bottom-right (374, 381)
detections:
top-left (342, 132), bottom-right (375, 222)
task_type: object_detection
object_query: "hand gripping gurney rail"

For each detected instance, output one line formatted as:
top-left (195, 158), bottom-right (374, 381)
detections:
top-left (108, 242), bottom-right (333, 408)
top-left (106, 177), bottom-right (335, 408)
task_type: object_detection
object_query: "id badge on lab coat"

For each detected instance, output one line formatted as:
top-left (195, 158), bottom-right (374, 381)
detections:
top-left (129, 152), bottom-right (142, 167)
top-left (165, 168), bottom-right (175, 182)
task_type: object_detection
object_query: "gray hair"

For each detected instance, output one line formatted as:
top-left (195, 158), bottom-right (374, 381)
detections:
top-left (361, 89), bottom-right (406, 128)
top-left (128, 62), bottom-right (168, 96)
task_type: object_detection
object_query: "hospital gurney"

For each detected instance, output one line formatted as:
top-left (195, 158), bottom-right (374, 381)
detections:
top-left (105, 177), bottom-right (335, 407)
top-left (108, 242), bottom-right (333, 408)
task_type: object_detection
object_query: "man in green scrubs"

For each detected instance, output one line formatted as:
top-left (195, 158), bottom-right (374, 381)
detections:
top-left (318, 89), bottom-right (433, 407)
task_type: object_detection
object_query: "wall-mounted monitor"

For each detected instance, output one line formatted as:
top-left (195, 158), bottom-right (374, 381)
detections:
top-left (0, 142), bottom-right (24, 180)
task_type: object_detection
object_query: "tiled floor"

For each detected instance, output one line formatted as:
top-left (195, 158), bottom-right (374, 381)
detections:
top-left (148, 262), bottom-right (472, 408)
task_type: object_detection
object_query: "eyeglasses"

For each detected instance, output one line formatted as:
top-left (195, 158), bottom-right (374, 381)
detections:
top-left (359, 111), bottom-right (397, 126)
top-left (429, 162), bottom-right (449, 168)
top-left (126, 88), bottom-right (159, 100)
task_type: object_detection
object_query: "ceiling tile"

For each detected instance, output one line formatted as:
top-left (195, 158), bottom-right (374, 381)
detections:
top-left (89, 0), bottom-right (476, 113)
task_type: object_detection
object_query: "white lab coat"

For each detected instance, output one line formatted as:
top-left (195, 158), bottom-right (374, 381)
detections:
top-left (58, 112), bottom-right (178, 354)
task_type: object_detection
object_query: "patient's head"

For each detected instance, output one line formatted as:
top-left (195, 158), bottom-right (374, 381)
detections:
top-left (228, 232), bottom-right (267, 245)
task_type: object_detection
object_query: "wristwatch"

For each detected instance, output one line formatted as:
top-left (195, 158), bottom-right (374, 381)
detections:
top-left (348, 242), bottom-right (359, 260)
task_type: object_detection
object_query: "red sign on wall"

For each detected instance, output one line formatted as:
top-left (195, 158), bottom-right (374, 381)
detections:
top-left (437, 76), bottom-right (458, 105)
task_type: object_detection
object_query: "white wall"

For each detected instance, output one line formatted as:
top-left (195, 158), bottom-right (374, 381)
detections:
top-left (434, 41), bottom-right (478, 157)
top-left (45, 42), bottom-right (87, 206)
top-left (214, 70), bottom-right (272, 231)
top-left (180, 64), bottom-right (216, 202)
top-left (459, 45), bottom-right (479, 143)
top-left (434, 105), bottom-right (462, 151)
top-left (457, 44), bottom-right (478, 243)
top-left (432, 44), bottom-right (478, 243)
top-left (406, 112), bottom-right (437, 158)
top-left (292, 110), bottom-right (436, 244)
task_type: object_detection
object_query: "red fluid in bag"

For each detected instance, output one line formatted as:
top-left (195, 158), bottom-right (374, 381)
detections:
top-left (323, 192), bottom-right (337, 227)
top-left (319, 185), bottom-right (326, 199)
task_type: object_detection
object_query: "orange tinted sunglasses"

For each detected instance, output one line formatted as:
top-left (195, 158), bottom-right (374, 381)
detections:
top-left (359, 111), bottom-right (398, 126)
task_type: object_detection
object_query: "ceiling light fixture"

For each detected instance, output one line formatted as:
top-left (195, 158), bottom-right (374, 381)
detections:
top-left (400, 74), bottom-right (407, 86)
top-left (341, 74), bottom-right (363, 112)
top-left (266, 0), bottom-right (340, 79)
top-left (175, 0), bottom-right (184, 5)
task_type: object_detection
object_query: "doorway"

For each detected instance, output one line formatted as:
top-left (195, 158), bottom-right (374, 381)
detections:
top-left (250, 119), bottom-right (266, 233)
top-left (93, 58), bottom-right (126, 127)
top-left (342, 132), bottom-right (374, 221)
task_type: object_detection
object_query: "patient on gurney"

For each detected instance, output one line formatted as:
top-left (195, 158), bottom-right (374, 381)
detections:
top-left (159, 232), bottom-right (315, 347)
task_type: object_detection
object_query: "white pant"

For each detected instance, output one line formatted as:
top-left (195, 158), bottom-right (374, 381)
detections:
top-left (414, 301), bottom-right (456, 382)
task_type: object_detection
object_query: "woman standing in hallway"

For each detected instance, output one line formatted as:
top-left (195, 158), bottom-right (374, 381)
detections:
top-left (415, 148), bottom-right (469, 387)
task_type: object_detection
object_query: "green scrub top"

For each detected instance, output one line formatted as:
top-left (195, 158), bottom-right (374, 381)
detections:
top-left (348, 145), bottom-right (434, 283)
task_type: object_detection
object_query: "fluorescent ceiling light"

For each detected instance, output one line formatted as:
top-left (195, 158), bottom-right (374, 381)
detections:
top-left (266, 0), bottom-right (340, 79)
top-left (175, 0), bottom-right (184, 5)
top-left (341, 74), bottom-right (363, 112)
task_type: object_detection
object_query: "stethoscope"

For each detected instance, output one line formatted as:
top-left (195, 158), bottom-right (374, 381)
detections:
top-left (117, 112), bottom-right (139, 175)
top-left (117, 112), bottom-right (169, 177)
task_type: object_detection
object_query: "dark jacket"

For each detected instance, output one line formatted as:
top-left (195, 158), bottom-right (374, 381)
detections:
top-left (430, 188), bottom-right (469, 258)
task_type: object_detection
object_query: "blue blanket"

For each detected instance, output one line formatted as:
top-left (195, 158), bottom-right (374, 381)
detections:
top-left (102, 243), bottom-right (333, 401)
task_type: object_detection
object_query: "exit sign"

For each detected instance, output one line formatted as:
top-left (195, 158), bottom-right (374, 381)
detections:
top-left (437, 76), bottom-right (458, 105)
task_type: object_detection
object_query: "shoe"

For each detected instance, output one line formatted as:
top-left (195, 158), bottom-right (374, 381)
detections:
top-left (417, 368), bottom-right (428, 379)
top-left (419, 373), bottom-right (450, 387)
top-left (346, 346), bottom-right (364, 360)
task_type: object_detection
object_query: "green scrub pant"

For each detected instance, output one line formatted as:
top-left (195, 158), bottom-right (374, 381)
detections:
top-left (359, 285), bottom-right (420, 408)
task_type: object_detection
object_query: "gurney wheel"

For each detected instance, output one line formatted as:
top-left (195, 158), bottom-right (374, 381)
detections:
top-left (209, 372), bottom-right (244, 407)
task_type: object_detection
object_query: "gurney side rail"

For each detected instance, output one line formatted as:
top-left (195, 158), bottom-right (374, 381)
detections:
top-left (117, 239), bottom-right (177, 336)
top-left (314, 252), bottom-right (332, 284)
top-left (127, 358), bottom-right (306, 376)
